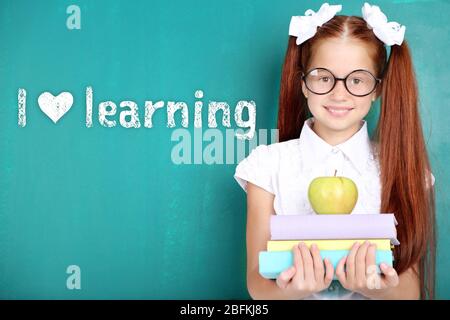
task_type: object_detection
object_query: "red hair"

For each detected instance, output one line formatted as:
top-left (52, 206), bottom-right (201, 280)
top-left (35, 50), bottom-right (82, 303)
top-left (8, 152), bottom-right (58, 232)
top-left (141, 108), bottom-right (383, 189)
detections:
top-left (277, 15), bottom-right (436, 299)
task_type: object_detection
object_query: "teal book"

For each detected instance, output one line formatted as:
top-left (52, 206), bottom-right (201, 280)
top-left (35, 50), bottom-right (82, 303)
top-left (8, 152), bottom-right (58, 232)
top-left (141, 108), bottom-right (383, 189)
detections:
top-left (259, 250), bottom-right (394, 280)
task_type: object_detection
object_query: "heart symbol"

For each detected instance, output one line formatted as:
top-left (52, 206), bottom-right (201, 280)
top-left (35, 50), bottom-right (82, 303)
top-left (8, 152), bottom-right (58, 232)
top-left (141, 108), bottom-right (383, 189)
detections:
top-left (38, 92), bottom-right (74, 123)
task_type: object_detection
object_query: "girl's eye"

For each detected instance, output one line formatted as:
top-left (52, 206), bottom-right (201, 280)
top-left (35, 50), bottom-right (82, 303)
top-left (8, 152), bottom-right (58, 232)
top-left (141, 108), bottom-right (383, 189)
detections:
top-left (351, 78), bottom-right (363, 85)
top-left (320, 77), bottom-right (331, 82)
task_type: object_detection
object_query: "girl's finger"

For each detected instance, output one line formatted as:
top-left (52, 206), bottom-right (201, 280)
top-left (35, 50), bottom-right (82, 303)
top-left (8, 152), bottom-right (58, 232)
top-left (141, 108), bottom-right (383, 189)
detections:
top-left (292, 244), bottom-right (304, 281)
top-left (355, 241), bottom-right (370, 286)
top-left (323, 258), bottom-right (334, 288)
top-left (310, 244), bottom-right (325, 282)
top-left (345, 241), bottom-right (360, 283)
top-left (276, 266), bottom-right (296, 289)
top-left (366, 244), bottom-right (377, 267)
top-left (299, 242), bottom-right (314, 281)
top-left (380, 263), bottom-right (400, 288)
top-left (366, 244), bottom-right (377, 277)
top-left (335, 256), bottom-right (347, 286)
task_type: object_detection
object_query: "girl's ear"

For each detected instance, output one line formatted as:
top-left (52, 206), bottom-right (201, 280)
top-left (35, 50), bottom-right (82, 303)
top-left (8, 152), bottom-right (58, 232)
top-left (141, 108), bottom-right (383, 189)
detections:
top-left (302, 81), bottom-right (308, 98)
top-left (372, 86), bottom-right (381, 102)
top-left (375, 82), bottom-right (383, 100)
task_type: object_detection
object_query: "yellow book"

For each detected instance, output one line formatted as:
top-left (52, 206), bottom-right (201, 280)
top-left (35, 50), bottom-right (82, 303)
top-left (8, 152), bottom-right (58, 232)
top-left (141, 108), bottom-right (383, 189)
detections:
top-left (267, 239), bottom-right (393, 251)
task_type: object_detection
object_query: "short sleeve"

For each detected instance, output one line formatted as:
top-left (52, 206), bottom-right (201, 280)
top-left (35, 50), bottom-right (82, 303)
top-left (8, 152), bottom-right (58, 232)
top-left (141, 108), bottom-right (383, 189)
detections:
top-left (234, 144), bottom-right (275, 194)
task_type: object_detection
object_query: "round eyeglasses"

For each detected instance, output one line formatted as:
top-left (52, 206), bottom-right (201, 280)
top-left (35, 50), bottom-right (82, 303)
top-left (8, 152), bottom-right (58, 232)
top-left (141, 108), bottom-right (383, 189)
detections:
top-left (301, 68), bottom-right (382, 97)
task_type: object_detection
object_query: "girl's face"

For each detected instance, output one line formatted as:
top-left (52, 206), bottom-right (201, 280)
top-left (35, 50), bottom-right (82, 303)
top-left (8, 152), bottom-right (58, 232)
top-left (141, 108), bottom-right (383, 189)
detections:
top-left (301, 38), bottom-right (379, 137)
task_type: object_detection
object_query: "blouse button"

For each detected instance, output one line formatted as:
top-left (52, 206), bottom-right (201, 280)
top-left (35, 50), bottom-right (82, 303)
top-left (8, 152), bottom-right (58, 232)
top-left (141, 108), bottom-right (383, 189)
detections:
top-left (331, 147), bottom-right (339, 154)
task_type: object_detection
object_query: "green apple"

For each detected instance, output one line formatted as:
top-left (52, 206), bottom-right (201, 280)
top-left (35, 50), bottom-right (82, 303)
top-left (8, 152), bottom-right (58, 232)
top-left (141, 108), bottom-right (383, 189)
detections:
top-left (308, 170), bottom-right (358, 214)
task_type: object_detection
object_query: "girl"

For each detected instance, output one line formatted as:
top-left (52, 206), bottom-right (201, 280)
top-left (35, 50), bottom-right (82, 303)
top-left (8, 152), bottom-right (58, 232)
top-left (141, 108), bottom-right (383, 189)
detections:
top-left (234, 3), bottom-right (436, 300)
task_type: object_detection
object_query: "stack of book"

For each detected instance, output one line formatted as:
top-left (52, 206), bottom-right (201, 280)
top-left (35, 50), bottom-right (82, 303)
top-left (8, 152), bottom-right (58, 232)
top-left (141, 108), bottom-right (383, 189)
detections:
top-left (259, 213), bottom-right (399, 279)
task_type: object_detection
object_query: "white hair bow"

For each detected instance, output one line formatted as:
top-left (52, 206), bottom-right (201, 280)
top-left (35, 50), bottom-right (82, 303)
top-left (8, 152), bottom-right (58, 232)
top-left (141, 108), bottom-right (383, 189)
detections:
top-left (289, 3), bottom-right (342, 45)
top-left (362, 2), bottom-right (406, 46)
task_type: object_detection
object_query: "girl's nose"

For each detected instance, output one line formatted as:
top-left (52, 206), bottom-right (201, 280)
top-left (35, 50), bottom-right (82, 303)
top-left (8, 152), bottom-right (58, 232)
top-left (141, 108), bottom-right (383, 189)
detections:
top-left (330, 80), bottom-right (350, 98)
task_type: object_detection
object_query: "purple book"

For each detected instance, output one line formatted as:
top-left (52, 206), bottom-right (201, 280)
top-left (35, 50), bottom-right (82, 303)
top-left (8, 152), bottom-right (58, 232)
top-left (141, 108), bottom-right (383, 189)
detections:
top-left (270, 213), bottom-right (399, 245)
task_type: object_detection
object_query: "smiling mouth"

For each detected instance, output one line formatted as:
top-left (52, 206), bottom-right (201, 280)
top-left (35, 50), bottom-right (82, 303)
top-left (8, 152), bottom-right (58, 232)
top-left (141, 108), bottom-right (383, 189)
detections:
top-left (324, 106), bottom-right (355, 116)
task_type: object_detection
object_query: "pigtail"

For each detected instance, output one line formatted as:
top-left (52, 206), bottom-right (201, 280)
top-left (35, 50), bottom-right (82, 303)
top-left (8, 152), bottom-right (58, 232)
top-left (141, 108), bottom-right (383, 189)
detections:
top-left (277, 37), bottom-right (309, 142)
top-left (375, 41), bottom-right (436, 299)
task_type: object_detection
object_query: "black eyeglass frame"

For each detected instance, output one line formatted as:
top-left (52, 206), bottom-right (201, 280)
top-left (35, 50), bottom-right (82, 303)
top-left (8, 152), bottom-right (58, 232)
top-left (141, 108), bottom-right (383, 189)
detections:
top-left (301, 67), bottom-right (382, 97)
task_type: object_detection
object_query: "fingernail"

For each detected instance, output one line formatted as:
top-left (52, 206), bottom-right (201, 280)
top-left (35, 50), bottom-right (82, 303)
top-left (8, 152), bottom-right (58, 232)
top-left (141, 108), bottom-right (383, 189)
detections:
top-left (311, 244), bottom-right (317, 250)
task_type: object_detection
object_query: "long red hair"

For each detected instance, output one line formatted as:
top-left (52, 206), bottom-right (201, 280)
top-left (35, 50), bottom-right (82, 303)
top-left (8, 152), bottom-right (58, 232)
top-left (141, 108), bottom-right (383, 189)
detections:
top-left (277, 15), bottom-right (436, 299)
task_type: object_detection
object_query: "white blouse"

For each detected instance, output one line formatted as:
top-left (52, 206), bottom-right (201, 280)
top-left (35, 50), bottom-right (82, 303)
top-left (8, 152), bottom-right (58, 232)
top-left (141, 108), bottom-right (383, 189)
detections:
top-left (234, 116), bottom-right (435, 299)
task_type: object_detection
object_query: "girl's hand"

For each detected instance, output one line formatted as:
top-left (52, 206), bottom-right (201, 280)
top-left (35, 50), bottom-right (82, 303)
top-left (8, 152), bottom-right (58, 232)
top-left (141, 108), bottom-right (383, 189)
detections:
top-left (275, 242), bottom-right (334, 300)
top-left (335, 241), bottom-right (400, 299)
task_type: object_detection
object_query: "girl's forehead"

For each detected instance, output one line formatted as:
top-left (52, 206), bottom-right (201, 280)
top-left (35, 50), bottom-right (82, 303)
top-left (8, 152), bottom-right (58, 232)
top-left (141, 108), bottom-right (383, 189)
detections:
top-left (309, 38), bottom-right (377, 74)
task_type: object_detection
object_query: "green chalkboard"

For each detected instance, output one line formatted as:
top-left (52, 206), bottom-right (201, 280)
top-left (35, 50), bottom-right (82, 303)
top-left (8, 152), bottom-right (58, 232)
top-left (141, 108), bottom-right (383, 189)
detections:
top-left (0, 0), bottom-right (448, 299)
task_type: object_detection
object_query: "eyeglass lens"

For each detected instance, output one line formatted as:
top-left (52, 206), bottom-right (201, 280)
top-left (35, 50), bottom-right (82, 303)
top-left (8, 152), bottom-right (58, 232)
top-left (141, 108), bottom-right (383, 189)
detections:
top-left (304, 68), bottom-right (377, 96)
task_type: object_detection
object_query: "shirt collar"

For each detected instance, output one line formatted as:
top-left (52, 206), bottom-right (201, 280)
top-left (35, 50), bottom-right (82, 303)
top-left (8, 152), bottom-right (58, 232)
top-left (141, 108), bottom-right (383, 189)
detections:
top-left (298, 117), bottom-right (373, 176)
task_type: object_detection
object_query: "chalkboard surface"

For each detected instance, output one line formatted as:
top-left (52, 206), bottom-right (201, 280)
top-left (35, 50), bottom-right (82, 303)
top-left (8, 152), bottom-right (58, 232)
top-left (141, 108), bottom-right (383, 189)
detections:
top-left (0, 0), bottom-right (448, 299)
